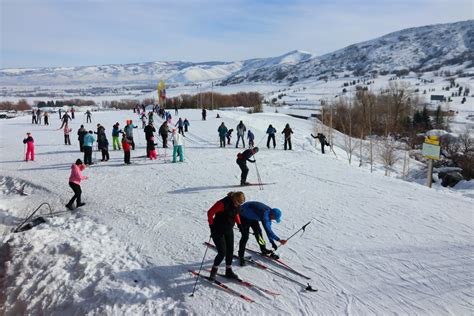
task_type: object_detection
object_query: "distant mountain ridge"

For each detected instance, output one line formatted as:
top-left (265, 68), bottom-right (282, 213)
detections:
top-left (1, 20), bottom-right (472, 86)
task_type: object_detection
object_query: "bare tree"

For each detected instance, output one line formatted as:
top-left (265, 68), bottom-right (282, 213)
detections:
top-left (378, 136), bottom-right (399, 176)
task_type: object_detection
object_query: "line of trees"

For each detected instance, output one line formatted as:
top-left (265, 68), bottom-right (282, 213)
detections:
top-left (165, 91), bottom-right (263, 110)
top-left (0, 100), bottom-right (32, 111)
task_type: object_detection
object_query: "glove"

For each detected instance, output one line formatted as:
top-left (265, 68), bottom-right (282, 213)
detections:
top-left (271, 241), bottom-right (278, 250)
top-left (237, 224), bottom-right (243, 233)
top-left (209, 224), bottom-right (215, 236)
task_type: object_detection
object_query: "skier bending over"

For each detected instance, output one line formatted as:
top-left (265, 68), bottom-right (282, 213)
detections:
top-left (237, 201), bottom-right (287, 266)
top-left (65, 159), bottom-right (88, 210)
top-left (207, 191), bottom-right (245, 280)
top-left (236, 147), bottom-right (258, 186)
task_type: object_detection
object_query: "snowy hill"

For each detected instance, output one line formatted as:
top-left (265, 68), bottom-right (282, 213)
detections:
top-left (1, 109), bottom-right (472, 314)
top-left (1, 20), bottom-right (472, 88)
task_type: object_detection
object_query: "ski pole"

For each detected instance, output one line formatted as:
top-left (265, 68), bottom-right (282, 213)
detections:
top-left (255, 134), bottom-right (266, 147)
top-left (254, 160), bottom-right (263, 190)
top-left (276, 221), bottom-right (312, 250)
top-left (190, 236), bottom-right (212, 297)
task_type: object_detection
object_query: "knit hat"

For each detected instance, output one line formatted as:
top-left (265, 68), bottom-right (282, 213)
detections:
top-left (271, 208), bottom-right (282, 223)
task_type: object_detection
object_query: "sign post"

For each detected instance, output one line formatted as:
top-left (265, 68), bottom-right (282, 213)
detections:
top-left (422, 136), bottom-right (440, 188)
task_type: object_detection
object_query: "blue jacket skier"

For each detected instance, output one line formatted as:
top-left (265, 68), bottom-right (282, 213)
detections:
top-left (237, 201), bottom-right (287, 265)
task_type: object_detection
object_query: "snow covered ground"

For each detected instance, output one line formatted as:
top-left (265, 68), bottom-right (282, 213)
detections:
top-left (1, 109), bottom-right (473, 315)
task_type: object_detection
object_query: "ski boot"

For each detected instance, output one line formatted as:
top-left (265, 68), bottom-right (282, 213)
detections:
top-left (65, 204), bottom-right (74, 211)
top-left (239, 257), bottom-right (246, 267)
top-left (261, 248), bottom-right (279, 259)
top-left (240, 181), bottom-right (250, 186)
top-left (77, 202), bottom-right (86, 208)
top-left (209, 267), bottom-right (218, 281)
top-left (225, 268), bottom-right (239, 279)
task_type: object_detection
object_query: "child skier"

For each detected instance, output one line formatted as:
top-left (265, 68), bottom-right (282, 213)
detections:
top-left (64, 125), bottom-right (72, 145)
top-left (148, 136), bottom-right (158, 160)
top-left (65, 159), bottom-right (88, 210)
top-left (23, 132), bottom-right (35, 162)
top-left (226, 129), bottom-right (234, 145)
top-left (172, 128), bottom-right (184, 163)
top-left (207, 191), bottom-right (245, 280)
top-left (247, 130), bottom-right (255, 148)
top-left (122, 133), bottom-right (132, 164)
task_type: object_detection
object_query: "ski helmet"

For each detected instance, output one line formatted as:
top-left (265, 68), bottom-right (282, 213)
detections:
top-left (271, 208), bottom-right (282, 223)
top-left (253, 147), bottom-right (259, 153)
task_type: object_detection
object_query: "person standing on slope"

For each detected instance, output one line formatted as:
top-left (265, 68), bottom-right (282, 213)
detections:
top-left (77, 125), bottom-right (87, 152)
top-left (183, 118), bottom-right (190, 132)
top-left (85, 110), bottom-right (92, 123)
top-left (235, 121), bottom-right (246, 148)
top-left (266, 124), bottom-right (276, 149)
top-left (218, 122), bottom-right (228, 148)
top-left (124, 120), bottom-right (138, 150)
top-left (23, 132), bottom-right (35, 162)
top-left (65, 159), bottom-right (88, 210)
top-left (147, 136), bottom-right (158, 160)
top-left (247, 130), bottom-right (255, 148)
top-left (97, 125), bottom-right (110, 161)
top-left (60, 111), bottom-right (71, 129)
top-left (202, 108), bottom-right (207, 120)
top-left (207, 191), bottom-right (245, 280)
top-left (171, 128), bottom-right (184, 163)
top-left (83, 131), bottom-right (96, 165)
top-left (144, 122), bottom-right (156, 158)
top-left (236, 147), bottom-right (258, 186)
top-left (111, 123), bottom-right (122, 150)
top-left (281, 123), bottom-right (293, 150)
top-left (44, 112), bottom-right (49, 125)
top-left (121, 133), bottom-right (132, 164)
top-left (175, 117), bottom-right (185, 136)
top-left (226, 129), bottom-right (234, 145)
top-left (159, 121), bottom-right (170, 148)
top-left (311, 133), bottom-right (330, 154)
top-left (237, 202), bottom-right (287, 266)
top-left (63, 124), bottom-right (72, 145)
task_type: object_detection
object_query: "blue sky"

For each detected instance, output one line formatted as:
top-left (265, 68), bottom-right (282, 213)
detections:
top-left (1, 0), bottom-right (472, 68)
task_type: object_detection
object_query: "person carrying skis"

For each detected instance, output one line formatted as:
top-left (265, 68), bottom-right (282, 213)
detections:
top-left (77, 125), bottom-right (87, 152)
top-left (281, 123), bottom-right (293, 150)
top-left (236, 147), bottom-right (258, 186)
top-left (218, 122), bottom-right (228, 148)
top-left (226, 129), bottom-right (234, 145)
top-left (23, 132), bottom-right (35, 162)
top-left (175, 118), bottom-right (185, 136)
top-left (144, 122), bottom-right (156, 157)
top-left (247, 130), bottom-right (255, 148)
top-left (63, 124), bottom-right (72, 145)
top-left (172, 128), bottom-right (185, 163)
top-left (266, 124), bottom-right (276, 149)
top-left (124, 120), bottom-right (138, 150)
top-left (97, 125), bottom-right (109, 161)
top-left (311, 133), bottom-right (330, 154)
top-left (122, 133), bottom-right (132, 164)
top-left (235, 121), bottom-right (246, 148)
top-left (85, 110), bottom-right (92, 123)
top-left (111, 123), bottom-right (122, 150)
top-left (83, 131), bottom-right (96, 165)
top-left (237, 202), bottom-right (287, 266)
top-left (60, 112), bottom-right (71, 128)
top-left (65, 159), bottom-right (88, 210)
top-left (183, 118), bottom-right (190, 132)
top-left (159, 121), bottom-right (170, 148)
top-left (207, 191), bottom-right (245, 280)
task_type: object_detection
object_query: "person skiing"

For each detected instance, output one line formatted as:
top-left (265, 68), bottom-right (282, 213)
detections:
top-left (207, 191), bottom-right (245, 280)
top-left (111, 123), bottom-right (122, 150)
top-left (266, 124), bottom-right (276, 149)
top-left (43, 112), bottom-right (49, 126)
top-left (236, 147), bottom-right (258, 185)
top-left (147, 136), bottom-right (158, 160)
top-left (202, 108), bottom-right (207, 120)
top-left (172, 128), bottom-right (184, 163)
top-left (159, 121), bottom-right (170, 148)
top-left (60, 112), bottom-right (71, 128)
top-left (77, 125), bottom-right (87, 152)
top-left (247, 130), bottom-right (255, 148)
top-left (226, 129), bottom-right (234, 145)
top-left (23, 132), bottom-right (35, 162)
top-left (183, 118), bottom-right (190, 132)
top-left (237, 202), bottom-right (287, 266)
top-left (83, 131), bottom-right (96, 165)
top-left (70, 107), bottom-right (75, 119)
top-left (282, 123), bottom-right (293, 150)
top-left (144, 122), bottom-right (156, 157)
top-left (63, 124), bottom-right (72, 145)
top-left (65, 159), bottom-right (88, 210)
top-left (311, 133), bottom-right (330, 154)
top-left (121, 133), bottom-right (132, 164)
top-left (58, 108), bottom-right (62, 120)
top-left (97, 125), bottom-right (109, 161)
top-left (175, 118), bottom-right (185, 136)
top-left (236, 121), bottom-right (247, 148)
top-left (124, 120), bottom-right (138, 150)
top-left (218, 122), bottom-right (228, 148)
top-left (85, 110), bottom-right (92, 123)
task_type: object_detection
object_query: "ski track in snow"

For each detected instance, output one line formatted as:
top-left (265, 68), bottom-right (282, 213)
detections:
top-left (0, 109), bottom-right (473, 315)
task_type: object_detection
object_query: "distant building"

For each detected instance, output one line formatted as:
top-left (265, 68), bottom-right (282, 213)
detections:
top-left (430, 95), bottom-right (446, 102)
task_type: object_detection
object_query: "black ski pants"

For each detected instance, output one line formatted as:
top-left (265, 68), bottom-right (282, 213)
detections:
top-left (124, 151), bottom-right (131, 164)
top-left (64, 135), bottom-right (71, 145)
top-left (178, 126), bottom-right (184, 136)
top-left (238, 217), bottom-right (266, 259)
top-left (220, 136), bottom-right (226, 147)
top-left (83, 146), bottom-right (93, 165)
top-left (284, 137), bottom-right (292, 150)
top-left (267, 134), bottom-right (276, 148)
top-left (237, 159), bottom-right (249, 184)
top-left (79, 140), bottom-right (84, 152)
top-left (212, 230), bottom-right (234, 267)
top-left (101, 148), bottom-right (109, 161)
top-left (86, 115), bottom-right (92, 123)
top-left (161, 135), bottom-right (168, 148)
top-left (67, 182), bottom-right (82, 206)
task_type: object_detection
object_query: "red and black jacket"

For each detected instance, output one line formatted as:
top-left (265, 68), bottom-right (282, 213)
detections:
top-left (207, 196), bottom-right (241, 234)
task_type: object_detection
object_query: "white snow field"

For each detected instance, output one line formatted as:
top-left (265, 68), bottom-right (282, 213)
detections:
top-left (0, 109), bottom-right (473, 315)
